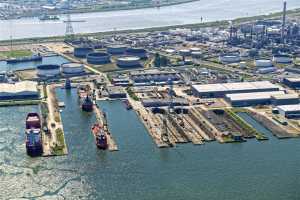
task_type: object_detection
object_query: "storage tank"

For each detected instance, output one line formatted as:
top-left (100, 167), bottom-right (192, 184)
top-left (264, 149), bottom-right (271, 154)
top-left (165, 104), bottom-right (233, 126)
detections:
top-left (191, 51), bottom-right (202, 59)
top-left (107, 45), bottom-right (127, 55)
top-left (61, 62), bottom-right (85, 74)
top-left (273, 54), bottom-right (293, 63)
top-left (126, 48), bottom-right (147, 59)
top-left (179, 49), bottom-right (191, 57)
top-left (190, 47), bottom-right (201, 52)
top-left (257, 67), bottom-right (277, 74)
top-left (37, 64), bottom-right (60, 77)
top-left (117, 56), bottom-right (141, 68)
top-left (219, 54), bottom-right (240, 63)
top-left (254, 59), bottom-right (273, 68)
top-left (73, 47), bottom-right (94, 58)
top-left (86, 52), bottom-right (111, 64)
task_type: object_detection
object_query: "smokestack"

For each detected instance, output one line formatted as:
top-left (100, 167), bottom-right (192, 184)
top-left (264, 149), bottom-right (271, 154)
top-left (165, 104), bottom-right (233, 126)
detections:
top-left (282, 1), bottom-right (287, 43)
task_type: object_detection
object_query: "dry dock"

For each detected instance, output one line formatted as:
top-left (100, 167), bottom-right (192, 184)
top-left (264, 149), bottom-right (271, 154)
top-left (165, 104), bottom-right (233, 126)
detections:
top-left (41, 85), bottom-right (68, 156)
top-left (94, 103), bottom-right (118, 151)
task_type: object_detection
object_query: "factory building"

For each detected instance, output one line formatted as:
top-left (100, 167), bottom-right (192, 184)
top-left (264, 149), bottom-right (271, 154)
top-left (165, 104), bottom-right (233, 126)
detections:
top-left (277, 104), bottom-right (300, 119)
top-left (142, 98), bottom-right (188, 107)
top-left (0, 81), bottom-right (39, 100)
top-left (61, 62), bottom-right (85, 75)
top-left (73, 47), bottom-right (94, 58)
top-left (285, 67), bottom-right (300, 74)
top-left (282, 78), bottom-right (300, 89)
top-left (130, 70), bottom-right (181, 84)
top-left (225, 91), bottom-right (285, 107)
top-left (86, 52), bottom-right (111, 64)
top-left (271, 93), bottom-right (299, 106)
top-left (37, 64), bottom-right (60, 77)
top-left (192, 81), bottom-right (281, 98)
top-left (106, 86), bottom-right (127, 99)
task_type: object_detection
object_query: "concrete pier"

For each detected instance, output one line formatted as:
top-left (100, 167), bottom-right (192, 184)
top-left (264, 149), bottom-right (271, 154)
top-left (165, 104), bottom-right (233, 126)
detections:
top-left (41, 85), bottom-right (68, 156)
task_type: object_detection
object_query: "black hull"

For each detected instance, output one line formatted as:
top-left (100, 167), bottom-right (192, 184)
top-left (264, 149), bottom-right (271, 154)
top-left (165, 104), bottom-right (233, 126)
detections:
top-left (7, 57), bottom-right (42, 64)
top-left (26, 145), bottom-right (43, 157)
top-left (96, 144), bottom-right (108, 150)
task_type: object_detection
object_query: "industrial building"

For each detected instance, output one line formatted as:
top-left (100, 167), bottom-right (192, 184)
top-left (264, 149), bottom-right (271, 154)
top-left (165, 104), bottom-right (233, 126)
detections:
top-left (225, 91), bottom-right (285, 107)
top-left (86, 52), bottom-right (111, 64)
top-left (219, 54), bottom-right (240, 63)
top-left (37, 64), bottom-right (60, 77)
top-left (254, 59), bottom-right (273, 68)
top-left (271, 93), bottom-right (299, 106)
top-left (277, 104), bottom-right (300, 119)
top-left (142, 98), bottom-right (188, 107)
top-left (0, 81), bottom-right (39, 100)
top-left (273, 54), bottom-right (293, 63)
top-left (282, 78), bottom-right (300, 89)
top-left (106, 86), bottom-right (127, 99)
top-left (192, 81), bottom-right (281, 98)
top-left (61, 62), bottom-right (85, 75)
top-left (130, 70), bottom-right (181, 84)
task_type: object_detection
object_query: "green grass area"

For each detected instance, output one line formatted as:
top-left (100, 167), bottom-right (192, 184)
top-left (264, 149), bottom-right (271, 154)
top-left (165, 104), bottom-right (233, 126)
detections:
top-left (52, 128), bottom-right (66, 155)
top-left (224, 109), bottom-right (268, 141)
top-left (0, 99), bottom-right (40, 107)
top-left (126, 87), bottom-right (139, 101)
top-left (0, 49), bottom-right (32, 59)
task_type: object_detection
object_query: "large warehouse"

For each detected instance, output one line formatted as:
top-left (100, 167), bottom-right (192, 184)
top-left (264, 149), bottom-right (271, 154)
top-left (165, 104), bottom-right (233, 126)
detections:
top-left (277, 104), bottom-right (300, 119)
top-left (282, 78), bottom-right (300, 89)
top-left (0, 81), bottom-right (39, 100)
top-left (130, 70), bottom-right (181, 84)
top-left (192, 81), bottom-right (281, 98)
top-left (225, 91), bottom-right (285, 107)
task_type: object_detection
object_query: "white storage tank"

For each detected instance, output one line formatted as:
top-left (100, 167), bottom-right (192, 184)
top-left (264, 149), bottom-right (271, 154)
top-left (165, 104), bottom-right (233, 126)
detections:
top-left (239, 62), bottom-right (247, 69)
top-left (191, 51), bottom-right (202, 59)
top-left (254, 59), bottom-right (273, 68)
top-left (273, 54), bottom-right (293, 64)
top-left (117, 56), bottom-right (141, 68)
top-left (61, 62), bottom-right (85, 74)
top-left (179, 49), bottom-right (191, 56)
top-left (219, 54), bottom-right (240, 63)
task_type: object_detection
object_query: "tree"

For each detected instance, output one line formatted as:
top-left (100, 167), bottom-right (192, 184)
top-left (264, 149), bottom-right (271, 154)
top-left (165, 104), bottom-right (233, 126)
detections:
top-left (154, 53), bottom-right (161, 67)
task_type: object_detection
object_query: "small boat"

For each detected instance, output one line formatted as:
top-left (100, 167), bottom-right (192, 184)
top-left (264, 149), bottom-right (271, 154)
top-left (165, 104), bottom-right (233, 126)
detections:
top-left (91, 123), bottom-right (108, 150)
top-left (25, 113), bottom-right (43, 157)
top-left (122, 99), bottom-right (132, 110)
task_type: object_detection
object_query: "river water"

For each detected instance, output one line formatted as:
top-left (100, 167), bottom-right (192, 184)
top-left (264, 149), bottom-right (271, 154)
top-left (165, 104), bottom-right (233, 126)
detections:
top-left (0, 0), bottom-right (300, 40)
top-left (1, 88), bottom-right (300, 199)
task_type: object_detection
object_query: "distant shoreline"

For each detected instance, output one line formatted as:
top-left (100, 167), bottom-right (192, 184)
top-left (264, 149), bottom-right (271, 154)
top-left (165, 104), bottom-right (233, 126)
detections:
top-left (0, 7), bottom-right (299, 45)
top-left (1, 0), bottom-right (199, 20)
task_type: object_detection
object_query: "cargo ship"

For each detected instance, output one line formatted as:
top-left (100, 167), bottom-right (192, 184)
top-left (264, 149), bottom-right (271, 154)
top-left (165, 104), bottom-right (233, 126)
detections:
top-left (25, 113), bottom-right (43, 157)
top-left (6, 54), bottom-right (42, 64)
top-left (78, 85), bottom-right (94, 112)
top-left (91, 123), bottom-right (108, 150)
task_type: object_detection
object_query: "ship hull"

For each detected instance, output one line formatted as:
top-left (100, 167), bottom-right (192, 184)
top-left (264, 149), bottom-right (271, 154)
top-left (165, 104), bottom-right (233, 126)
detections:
top-left (26, 144), bottom-right (43, 157)
top-left (7, 56), bottom-right (42, 64)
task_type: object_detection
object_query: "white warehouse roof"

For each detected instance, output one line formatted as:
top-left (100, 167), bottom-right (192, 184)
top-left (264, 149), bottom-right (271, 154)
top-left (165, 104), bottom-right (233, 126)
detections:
top-left (226, 91), bottom-right (285, 101)
top-left (192, 81), bottom-right (281, 93)
top-left (0, 81), bottom-right (38, 97)
top-left (277, 104), bottom-right (300, 112)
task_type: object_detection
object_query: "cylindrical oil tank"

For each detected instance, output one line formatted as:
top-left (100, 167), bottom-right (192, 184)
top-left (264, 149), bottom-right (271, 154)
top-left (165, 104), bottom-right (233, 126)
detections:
top-left (273, 54), bottom-right (293, 63)
top-left (86, 52), bottom-right (111, 64)
top-left (179, 49), bottom-right (191, 57)
top-left (61, 62), bottom-right (85, 74)
top-left (126, 48), bottom-right (147, 59)
top-left (107, 45), bottom-right (127, 55)
top-left (191, 51), bottom-right (202, 58)
top-left (254, 59), bottom-right (273, 68)
top-left (37, 64), bottom-right (60, 77)
top-left (117, 56), bottom-right (141, 68)
top-left (73, 47), bottom-right (94, 58)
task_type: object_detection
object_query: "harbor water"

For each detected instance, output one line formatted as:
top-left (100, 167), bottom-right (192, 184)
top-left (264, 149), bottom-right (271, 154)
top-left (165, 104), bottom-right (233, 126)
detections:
top-left (0, 0), bottom-right (300, 40)
top-left (1, 88), bottom-right (300, 199)
top-left (0, 55), bottom-right (69, 71)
